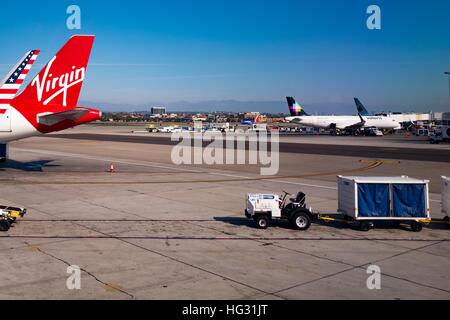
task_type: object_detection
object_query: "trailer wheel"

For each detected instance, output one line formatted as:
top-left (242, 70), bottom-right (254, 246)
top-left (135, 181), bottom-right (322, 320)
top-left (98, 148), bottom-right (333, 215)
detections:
top-left (411, 221), bottom-right (423, 232)
top-left (359, 221), bottom-right (371, 232)
top-left (255, 215), bottom-right (269, 229)
top-left (0, 220), bottom-right (10, 232)
top-left (291, 212), bottom-right (311, 231)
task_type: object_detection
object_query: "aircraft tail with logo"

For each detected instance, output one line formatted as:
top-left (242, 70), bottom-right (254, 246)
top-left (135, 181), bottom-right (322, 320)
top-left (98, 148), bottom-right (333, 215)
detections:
top-left (354, 98), bottom-right (370, 116)
top-left (10, 35), bottom-right (101, 134)
top-left (286, 96), bottom-right (308, 116)
top-left (0, 50), bottom-right (40, 104)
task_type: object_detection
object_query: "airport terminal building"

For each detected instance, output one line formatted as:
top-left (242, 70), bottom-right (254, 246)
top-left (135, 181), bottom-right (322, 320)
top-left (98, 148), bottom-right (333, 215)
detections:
top-left (433, 112), bottom-right (450, 125)
top-left (385, 111), bottom-right (449, 127)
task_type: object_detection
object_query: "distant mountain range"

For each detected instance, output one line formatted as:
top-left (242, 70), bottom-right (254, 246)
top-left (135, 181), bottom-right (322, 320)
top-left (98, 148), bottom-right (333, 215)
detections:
top-left (79, 99), bottom-right (445, 115)
top-left (80, 100), bottom-right (381, 115)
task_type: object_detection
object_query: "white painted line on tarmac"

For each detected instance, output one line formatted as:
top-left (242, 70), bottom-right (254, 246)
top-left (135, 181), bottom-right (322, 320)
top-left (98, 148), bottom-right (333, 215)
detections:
top-left (267, 179), bottom-right (338, 190)
top-left (15, 147), bottom-right (340, 190)
top-left (12, 147), bottom-right (438, 195)
top-left (209, 172), bottom-right (338, 189)
top-left (208, 172), bottom-right (252, 179)
top-left (13, 148), bottom-right (202, 173)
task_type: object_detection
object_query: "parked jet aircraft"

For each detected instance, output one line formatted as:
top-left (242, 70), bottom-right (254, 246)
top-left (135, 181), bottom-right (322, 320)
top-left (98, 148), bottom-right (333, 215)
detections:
top-left (353, 97), bottom-right (420, 127)
top-left (0, 35), bottom-right (101, 160)
top-left (285, 97), bottom-right (401, 132)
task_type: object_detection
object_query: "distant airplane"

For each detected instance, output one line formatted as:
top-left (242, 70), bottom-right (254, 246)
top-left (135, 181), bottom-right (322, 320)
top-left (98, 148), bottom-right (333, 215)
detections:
top-left (285, 96), bottom-right (401, 131)
top-left (0, 35), bottom-right (102, 161)
top-left (353, 97), bottom-right (421, 127)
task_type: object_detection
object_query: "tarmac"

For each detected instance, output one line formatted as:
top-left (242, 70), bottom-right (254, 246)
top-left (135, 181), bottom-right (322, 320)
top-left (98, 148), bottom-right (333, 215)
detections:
top-left (0, 125), bottom-right (449, 299)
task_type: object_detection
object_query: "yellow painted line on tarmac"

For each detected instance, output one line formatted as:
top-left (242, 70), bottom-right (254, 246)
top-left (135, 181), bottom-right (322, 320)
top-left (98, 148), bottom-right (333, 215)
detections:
top-left (360, 159), bottom-right (400, 165)
top-left (267, 159), bottom-right (384, 180)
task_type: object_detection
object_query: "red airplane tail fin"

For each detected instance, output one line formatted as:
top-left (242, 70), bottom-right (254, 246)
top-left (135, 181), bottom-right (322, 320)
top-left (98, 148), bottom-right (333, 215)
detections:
top-left (13, 35), bottom-right (95, 111)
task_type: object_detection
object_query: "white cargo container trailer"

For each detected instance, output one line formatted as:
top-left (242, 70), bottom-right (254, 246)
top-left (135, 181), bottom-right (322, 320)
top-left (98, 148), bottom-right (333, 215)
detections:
top-left (338, 176), bottom-right (430, 231)
top-left (442, 176), bottom-right (449, 221)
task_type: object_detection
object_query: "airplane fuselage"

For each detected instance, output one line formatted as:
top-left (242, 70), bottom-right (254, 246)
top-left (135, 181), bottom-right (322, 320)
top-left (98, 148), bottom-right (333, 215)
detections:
top-left (0, 104), bottom-right (100, 143)
top-left (0, 106), bottom-right (37, 142)
top-left (286, 115), bottom-right (401, 130)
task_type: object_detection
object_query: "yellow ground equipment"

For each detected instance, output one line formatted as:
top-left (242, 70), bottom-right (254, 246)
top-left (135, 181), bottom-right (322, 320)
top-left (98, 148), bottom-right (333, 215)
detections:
top-left (0, 206), bottom-right (27, 231)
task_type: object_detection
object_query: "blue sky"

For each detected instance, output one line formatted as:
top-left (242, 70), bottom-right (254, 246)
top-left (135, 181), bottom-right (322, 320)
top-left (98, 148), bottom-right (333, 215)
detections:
top-left (0, 0), bottom-right (449, 113)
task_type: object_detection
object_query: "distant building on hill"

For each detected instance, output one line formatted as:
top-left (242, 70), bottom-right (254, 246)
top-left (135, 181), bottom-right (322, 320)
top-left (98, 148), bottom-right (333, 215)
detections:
top-left (151, 106), bottom-right (166, 115)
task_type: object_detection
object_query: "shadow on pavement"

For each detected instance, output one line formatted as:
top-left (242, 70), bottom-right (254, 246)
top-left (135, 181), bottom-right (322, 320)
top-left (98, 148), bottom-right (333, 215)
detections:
top-left (0, 159), bottom-right (59, 172)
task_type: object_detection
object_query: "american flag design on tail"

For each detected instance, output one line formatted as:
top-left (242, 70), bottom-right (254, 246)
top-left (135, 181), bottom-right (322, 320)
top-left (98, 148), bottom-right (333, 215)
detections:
top-left (0, 50), bottom-right (40, 105)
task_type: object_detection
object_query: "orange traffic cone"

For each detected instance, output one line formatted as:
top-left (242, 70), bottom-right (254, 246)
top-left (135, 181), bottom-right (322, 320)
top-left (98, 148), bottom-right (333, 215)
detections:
top-left (109, 163), bottom-right (115, 173)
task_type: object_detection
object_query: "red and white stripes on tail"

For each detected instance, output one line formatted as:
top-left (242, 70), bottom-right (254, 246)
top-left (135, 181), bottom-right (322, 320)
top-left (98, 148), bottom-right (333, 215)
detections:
top-left (0, 50), bottom-right (40, 104)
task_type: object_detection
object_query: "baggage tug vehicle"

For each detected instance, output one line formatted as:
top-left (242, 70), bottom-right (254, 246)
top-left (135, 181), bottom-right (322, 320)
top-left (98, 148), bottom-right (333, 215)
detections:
top-left (0, 206), bottom-right (27, 231)
top-left (245, 176), bottom-right (431, 232)
top-left (245, 191), bottom-right (314, 230)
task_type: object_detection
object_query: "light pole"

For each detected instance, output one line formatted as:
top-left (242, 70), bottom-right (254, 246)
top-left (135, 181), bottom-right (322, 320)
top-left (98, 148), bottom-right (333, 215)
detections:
top-left (446, 72), bottom-right (450, 97)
